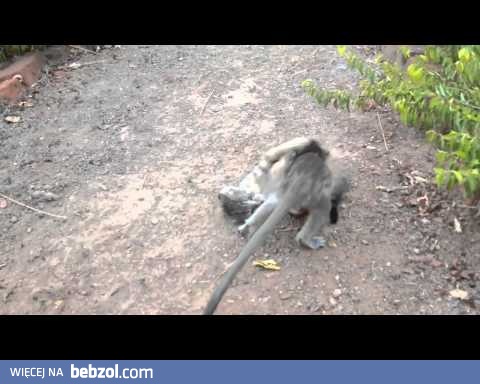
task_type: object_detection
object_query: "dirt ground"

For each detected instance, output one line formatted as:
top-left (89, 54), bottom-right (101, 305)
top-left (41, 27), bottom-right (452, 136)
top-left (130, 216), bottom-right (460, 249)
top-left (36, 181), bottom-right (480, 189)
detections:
top-left (1, 45), bottom-right (480, 314)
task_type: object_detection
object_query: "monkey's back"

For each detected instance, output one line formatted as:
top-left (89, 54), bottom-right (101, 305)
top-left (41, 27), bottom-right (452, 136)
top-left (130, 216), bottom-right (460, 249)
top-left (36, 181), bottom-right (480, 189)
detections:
top-left (283, 152), bottom-right (333, 207)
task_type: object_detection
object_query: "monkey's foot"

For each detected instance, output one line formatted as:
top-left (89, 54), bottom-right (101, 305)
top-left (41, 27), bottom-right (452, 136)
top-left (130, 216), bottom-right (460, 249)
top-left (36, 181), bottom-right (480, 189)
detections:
top-left (296, 235), bottom-right (327, 250)
top-left (289, 208), bottom-right (307, 217)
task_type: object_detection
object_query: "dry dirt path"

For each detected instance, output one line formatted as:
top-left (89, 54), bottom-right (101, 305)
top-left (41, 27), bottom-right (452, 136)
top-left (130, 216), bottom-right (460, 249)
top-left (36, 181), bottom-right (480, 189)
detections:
top-left (1, 45), bottom-right (480, 314)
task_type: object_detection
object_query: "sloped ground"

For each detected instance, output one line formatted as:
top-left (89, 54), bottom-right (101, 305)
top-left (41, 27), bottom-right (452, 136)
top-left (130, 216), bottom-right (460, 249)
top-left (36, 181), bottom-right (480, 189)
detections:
top-left (1, 45), bottom-right (480, 314)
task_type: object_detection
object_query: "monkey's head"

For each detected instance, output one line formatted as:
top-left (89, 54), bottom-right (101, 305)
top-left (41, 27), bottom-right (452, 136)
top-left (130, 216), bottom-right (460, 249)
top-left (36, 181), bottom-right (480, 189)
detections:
top-left (309, 140), bottom-right (330, 160)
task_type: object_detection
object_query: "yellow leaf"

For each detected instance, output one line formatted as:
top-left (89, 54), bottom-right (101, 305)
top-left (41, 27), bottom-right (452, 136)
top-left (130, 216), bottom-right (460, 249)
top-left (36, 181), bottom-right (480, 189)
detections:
top-left (253, 259), bottom-right (281, 271)
top-left (337, 46), bottom-right (347, 56)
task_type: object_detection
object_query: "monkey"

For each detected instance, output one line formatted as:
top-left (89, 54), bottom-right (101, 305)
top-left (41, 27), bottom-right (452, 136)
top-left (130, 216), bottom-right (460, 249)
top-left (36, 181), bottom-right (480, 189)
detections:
top-left (205, 143), bottom-right (349, 315)
top-left (218, 137), bottom-right (348, 226)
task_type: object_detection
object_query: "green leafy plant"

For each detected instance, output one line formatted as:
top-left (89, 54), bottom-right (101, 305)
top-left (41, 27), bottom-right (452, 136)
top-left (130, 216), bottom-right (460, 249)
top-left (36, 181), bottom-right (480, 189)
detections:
top-left (0, 45), bottom-right (45, 62)
top-left (302, 45), bottom-right (480, 200)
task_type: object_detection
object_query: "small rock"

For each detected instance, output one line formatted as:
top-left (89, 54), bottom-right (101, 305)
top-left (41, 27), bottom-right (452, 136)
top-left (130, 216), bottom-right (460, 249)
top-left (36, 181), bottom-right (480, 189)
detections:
top-left (31, 191), bottom-right (59, 202)
top-left (280, 293), bottom-right (292, 300)
top-left (409, 254), bottom-right (434, 264)
top-left (430, 259), bottom-right (443, 268)
top-left (151, 218), bottom-right (159, 225)
top-left (333, 289), bottom-right (342, 298)
top-left (185, 262), bottom-right (192, 268)
top-left (26, 227), bottom-right (32, 233)
top-left (413, 248), bottom-right (421, 255)
top-left (361, 240), bottom-right (369, 245)
top-left (10, 216), bottom-right (18, 224)
top-left (329, 297), bottom-right (337, 306)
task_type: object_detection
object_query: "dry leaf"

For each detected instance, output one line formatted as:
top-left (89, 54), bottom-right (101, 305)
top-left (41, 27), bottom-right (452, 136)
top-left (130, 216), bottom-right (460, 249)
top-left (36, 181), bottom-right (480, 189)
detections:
top-left (328, 240), bottom-right (337, 248)
top-left (4, 115), bottom-right (21, 123)
top-left (68, 62), bottom-right (82, 69)
top-left (449, 288), bottom-right (468, 300)
top-left (414, 176), bottom-right (428, 184)
top-left (417, 193), bottom-right (430, 215)
top-left (0, 198), bottom-right (7, 209)
top-left (253, 259), bottom-right (281, 271)
top-left (454, 217), bottom-right (462, 233)
top-left (18, 101), bottom-right (33, 108)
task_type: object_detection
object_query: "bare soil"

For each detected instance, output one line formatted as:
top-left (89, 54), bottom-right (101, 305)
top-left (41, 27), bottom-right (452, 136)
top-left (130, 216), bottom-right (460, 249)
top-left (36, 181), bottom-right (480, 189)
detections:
top-left (1, 45), bottom-right (480, 314)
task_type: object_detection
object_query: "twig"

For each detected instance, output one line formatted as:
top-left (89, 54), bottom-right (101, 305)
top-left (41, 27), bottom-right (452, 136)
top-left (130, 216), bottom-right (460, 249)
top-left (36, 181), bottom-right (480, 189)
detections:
top-left (0, 192), bottom-right (67, 220)
top-left (68, 45), bottom-right (98, 55)
top-left (59, 60), bottom-right (108, 71)
top-left (376, 112), bottom-right (389, 152)
top-left (200, 90), bottom-right (215, 116)
top-left (376, 185), bottom-right (409, 193)
top-left (278, 226), bottom-right (296, 232)
top-left (458, 204), bottom-right (479, 210)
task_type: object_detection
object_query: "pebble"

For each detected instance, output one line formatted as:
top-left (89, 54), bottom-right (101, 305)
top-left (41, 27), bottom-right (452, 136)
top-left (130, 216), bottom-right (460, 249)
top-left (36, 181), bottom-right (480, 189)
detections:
top-left (333, 289), bottom-right (342, 298)
top-left (361, 240), bottom-right (369, 245)
top-left (10, 216), bottom-right (18, 224)
top-left (329, 297), bottom-right (337, 306)
top-left (151, 218), bottom-right (159, 225)
top-left (31, 191), bottom-right (59, 202)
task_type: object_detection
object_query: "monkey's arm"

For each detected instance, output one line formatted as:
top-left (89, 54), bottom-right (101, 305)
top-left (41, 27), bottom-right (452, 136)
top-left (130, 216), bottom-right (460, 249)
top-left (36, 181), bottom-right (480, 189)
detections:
top-left (258, 137), bottom-right (314, 170)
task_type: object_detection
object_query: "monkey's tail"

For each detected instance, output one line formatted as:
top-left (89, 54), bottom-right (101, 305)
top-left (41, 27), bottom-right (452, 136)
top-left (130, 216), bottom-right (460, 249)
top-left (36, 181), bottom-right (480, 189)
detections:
top-left (203, 186), bottom-right (299, 315)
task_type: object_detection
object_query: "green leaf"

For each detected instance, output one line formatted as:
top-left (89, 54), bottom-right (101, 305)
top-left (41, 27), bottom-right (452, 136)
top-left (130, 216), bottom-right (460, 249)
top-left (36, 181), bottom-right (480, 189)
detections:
top-left (453, 170), bottom-right (464, 184)
top-left (446, 171), bottom-right (457, 190)
top-left (465, 174), bottom-right (478, 196)
top-left (458, 47), bottom-right (472, 63)
top-left (400, 46), bottom-right (411, 60)
top-left (435, 168), bottom-right (445, 186)
top-left (407, 64), bottom-right (424, 82)
top-left (435, 150), bottom-right (448, 164)
top-left (456, 61), bottom-right (465, 73)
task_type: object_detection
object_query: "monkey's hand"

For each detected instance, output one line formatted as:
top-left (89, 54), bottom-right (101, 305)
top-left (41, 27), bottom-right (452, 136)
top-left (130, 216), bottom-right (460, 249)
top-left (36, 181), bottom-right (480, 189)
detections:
top-left (258, 158), bottom-right (272, 172)
top-left (237, 223), bottom-right (250, 238)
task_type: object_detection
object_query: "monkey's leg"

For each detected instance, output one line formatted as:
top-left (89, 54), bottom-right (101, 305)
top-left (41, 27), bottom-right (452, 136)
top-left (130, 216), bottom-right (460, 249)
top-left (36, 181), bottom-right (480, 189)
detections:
top-left (238, 194), bottom-right (278, 237)
top-left (295, 201), bottom-right (331, 250)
